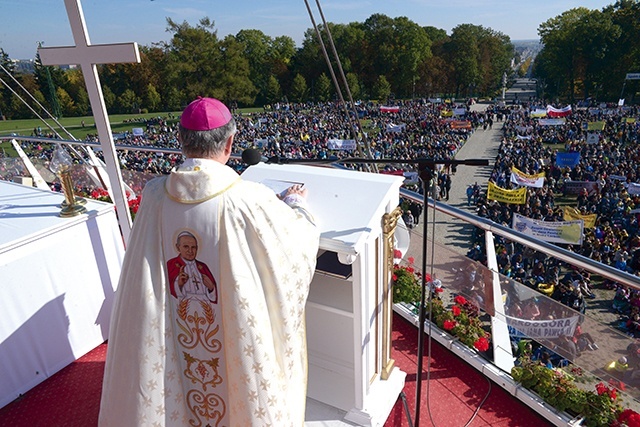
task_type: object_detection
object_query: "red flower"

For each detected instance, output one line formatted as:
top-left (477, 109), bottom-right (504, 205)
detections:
top-left (408, 256), bottom-right (415, 264)
top-left (454, 295), bottom-right (467, 305)
top-left (435, 287), bottom-right (444, 293)
top-left (393, 249), bottom-right (402, 258)
top-left (406, 267), bottom-right (414, 273)
top-left (392, 274), bottom-right (398, 281)
top-left (443, 320), bottom-right (456, 331)
top-left (609, 388), bottom-right (617, 400)
top-left (618, 409), bottom-right (640, 427)
top-left (452, 306), bottom-right (461, 316)
top-left (474, 336), bottom-right (490, 352)
top-left (595, 382), bottom-right (608, 396)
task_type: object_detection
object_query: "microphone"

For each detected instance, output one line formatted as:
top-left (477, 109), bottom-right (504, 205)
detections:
top-left (241, 148), bottom-right (266, 166)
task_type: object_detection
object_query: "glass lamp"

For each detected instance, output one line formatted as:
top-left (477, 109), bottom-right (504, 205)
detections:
top-left (50, 145), bottom-right (87, 217)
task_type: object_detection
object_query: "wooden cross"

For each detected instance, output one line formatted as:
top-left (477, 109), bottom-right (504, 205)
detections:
top-left (38, 0), bottom-right (140, 245)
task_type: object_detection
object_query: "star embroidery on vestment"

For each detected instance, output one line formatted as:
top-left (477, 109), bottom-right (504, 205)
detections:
top-left (252, 362), bottom-right (263, 374)
top-left (167, 370), bottom-right (176, 381)
top-left (170, 410), bottom-right (180, 421)
top-left (153, 362), bottom-right (162, 373)
top-left (247, 390), bottom-right (259, 402)
top-left (143, 395), bottom-right (153, 408)
top-left (260, 379), bottom-right (270, 391)
top-left (144, 335), bottom-right (155, 347)
top-left (241, 373), bottom-right (251, 384)
top-left (188, 179), bottom-right (202, 193)
top-left (156, 404), bottom-right (166, 416)
top-left (247, 315), bottom-right (257, 327)
top-left (255, 406), bottom-right (267, 419)
top-left (243, 344), bottom-right (254, 356)
top-left (147, 379), bottom-right (158, 391)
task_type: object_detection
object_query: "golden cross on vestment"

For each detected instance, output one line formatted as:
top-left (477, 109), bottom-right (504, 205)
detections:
top-left (38, 0), bottom-right (140, 245)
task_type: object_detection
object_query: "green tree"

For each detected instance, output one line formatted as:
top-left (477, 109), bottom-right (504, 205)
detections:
top-left (217, 35), bottom-right (257, 105)
top-left (290, 74), bottom-right (308, 102)
top-left (315, 73), bottom-right (332, 102)
top-left (145, 83), bottom-right (161, 112)
top-left (346, 72), bottom-right (361, 100)
top-left (372, 75), bottom-right (391, 101)
top-left (265, 75), bottom-right (281, 104)
top-left (117, 89), bottom-right (141, 114)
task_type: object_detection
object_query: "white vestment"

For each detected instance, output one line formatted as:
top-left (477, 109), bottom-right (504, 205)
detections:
top-left (99, 159), bottom-right (319, 427)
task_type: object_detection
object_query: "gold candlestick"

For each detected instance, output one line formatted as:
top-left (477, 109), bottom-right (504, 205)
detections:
top-left (50, 145), bottom-right (87, 218)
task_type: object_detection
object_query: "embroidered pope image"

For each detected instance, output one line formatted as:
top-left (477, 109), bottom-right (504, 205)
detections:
top-left (167, 230), bottom-right (217, 302)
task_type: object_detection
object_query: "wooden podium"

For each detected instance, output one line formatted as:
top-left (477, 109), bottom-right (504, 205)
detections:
top-left (242, 163), bottom-right (407, 426)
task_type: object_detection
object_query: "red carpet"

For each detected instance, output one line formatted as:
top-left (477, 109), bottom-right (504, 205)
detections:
top-left (0, 314), bottom-right (550, 427)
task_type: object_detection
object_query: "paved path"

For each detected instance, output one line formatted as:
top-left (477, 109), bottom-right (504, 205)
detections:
top-left (405, 101), bottom-right (502, 268)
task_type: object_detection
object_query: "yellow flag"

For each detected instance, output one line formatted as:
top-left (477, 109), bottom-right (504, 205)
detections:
top-left (563, 206), bottom-right (597, 228)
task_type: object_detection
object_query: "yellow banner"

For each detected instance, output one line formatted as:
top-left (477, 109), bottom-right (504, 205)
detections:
top-left (563, 206), bottom-right (597, 228)
top-left (441, 110), bottom-right (453, 117)
top-left (625, 117), bottom-right (637, 124)
top-left (587, 121), bottom-right (606, 131)
top-left (487, 182), bottom-right (527, 204)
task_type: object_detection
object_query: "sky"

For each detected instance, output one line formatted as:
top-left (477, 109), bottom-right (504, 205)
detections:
top-left (1, 0), bottom-right (618, 60)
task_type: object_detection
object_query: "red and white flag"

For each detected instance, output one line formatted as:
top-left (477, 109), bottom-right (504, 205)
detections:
top-left (546, 104), bottom-right (572, 117)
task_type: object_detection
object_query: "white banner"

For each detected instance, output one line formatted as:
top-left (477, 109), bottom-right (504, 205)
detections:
top-left (538, 118), bottom-right (566, 126)
top-left (327, 139), bottom-right (356, 150)
top-left (626, 73), bottom-right (640, 80)
top-left (132, 127), bottom-right (144, 136)
top-left (507, 314), bottom-right (580, 338)
top-left (586, 132), bottom-right (599, 144)
top-left (628, 182), bottom-right (640, 195)
top-left (512, 212), bottom-right (583, 245)
top-left (386, 123), bottom-right (406, 133)
top-left (453, 107), bottom-right (467, 116)
top-left (510, 168), bottom-right (545, 188)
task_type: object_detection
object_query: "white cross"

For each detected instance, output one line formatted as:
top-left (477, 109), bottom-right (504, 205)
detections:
top-left (38, 0), bottom-right (140, 245)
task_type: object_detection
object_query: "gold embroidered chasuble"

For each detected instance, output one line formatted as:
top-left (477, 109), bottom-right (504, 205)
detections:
top-left (99, 159), bottom-right (319, 426)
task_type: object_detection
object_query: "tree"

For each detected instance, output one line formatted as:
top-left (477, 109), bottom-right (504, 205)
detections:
top-left (217, 35), bottom-right (257, 105)
top-left (265, 75), bottom-right (281, 104)
top-left (117, 89), bottom-right (141, 114)
top-left (145, 84), bottom-right (161, 112)
top-left (290, 74), bottom-right (308, 103)
top-left (346, 72), bottom-right (361, 100)
top-left (372, 75), bottom-right (391, 101)
top-left (315, 73), bottom-right (332, 102)
top-left (56, 87), bottom-right (75, 117)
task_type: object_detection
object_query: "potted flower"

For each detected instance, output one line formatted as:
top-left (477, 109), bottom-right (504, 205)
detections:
top-left (392, 256), bottom-right (423, 304)
top-left (433, 294), bottom-right (491, 352)
top-left (512, 356), bottom-right (624, 426)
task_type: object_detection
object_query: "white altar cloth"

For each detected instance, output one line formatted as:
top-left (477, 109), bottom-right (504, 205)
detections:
top-left (0, 181), bottom-right (124, 408)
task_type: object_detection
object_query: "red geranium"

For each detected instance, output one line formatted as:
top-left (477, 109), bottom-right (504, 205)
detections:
top-left (443, 320), bottom-right (456, 331)
top-left (474, 337), bottom-right (490, 352)
top-left (618, 409), bottom-right (640, 427)
top-left (452, 305), bottom-right (461, 316)
top-left (454, 295), bottom-right (467, 305)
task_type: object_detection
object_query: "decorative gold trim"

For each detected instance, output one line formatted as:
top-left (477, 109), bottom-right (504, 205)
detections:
top-left (381, 206), bottom-right (402, 380)
top-left (165, 177), bottom-right (241, 204)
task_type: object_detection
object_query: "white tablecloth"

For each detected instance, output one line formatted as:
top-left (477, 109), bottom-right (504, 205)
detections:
top-left (0, 181), bottom-right (124, 408)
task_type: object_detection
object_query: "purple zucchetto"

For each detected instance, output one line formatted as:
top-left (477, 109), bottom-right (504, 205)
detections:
top-left (180, 97), bottom-right (232, 131)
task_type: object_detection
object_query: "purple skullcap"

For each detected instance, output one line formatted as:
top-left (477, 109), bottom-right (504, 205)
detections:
top-left (180, 97), bottom-right (232, 131)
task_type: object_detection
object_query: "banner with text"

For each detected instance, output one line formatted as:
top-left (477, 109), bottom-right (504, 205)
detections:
top-left (487, 182), bottom-right (527, 204)
top-left (327, 139), bottom-right (356, 150)
top-left (563, 180), bottom-right (598, 195)
top-left (547, 104), bottom-right (572, 118)
top-left (512, 212), bottom-right (583, 245)
top-left (507, 314), bottom-right (580, 338)
top-left (510, 167), bottom-right (545, 188)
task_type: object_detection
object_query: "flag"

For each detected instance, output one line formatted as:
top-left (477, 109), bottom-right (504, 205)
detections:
top-left (530, 109), bottom-right (547, 118)
top-left (563, 206), bottom-right (597, 228)
top-left (327, 139), bottom-right (356, 150)
top-left (386, 123), bottom-right (406, 133)
top-left (380, 105), bottom-right (399, 113)
top-left (587, 121), bottom-right (606, 131)
top-left (586, 132), bottom-right (599, 144)
top-left (546, 105), bottom-right (572, 117)
top-left (555, 152), bottom-right (580, 168)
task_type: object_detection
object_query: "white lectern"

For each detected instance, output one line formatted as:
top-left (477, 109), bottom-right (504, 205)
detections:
top-left (242, 163), bottom-right (407, 426)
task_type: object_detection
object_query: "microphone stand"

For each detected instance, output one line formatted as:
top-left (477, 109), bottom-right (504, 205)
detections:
top-left (243, 149), bottom-right (488, 427)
